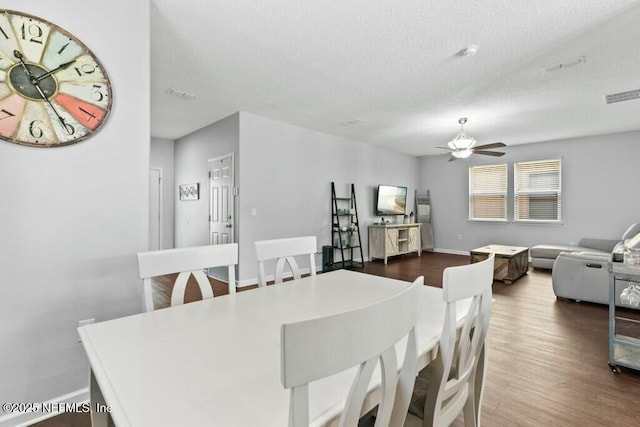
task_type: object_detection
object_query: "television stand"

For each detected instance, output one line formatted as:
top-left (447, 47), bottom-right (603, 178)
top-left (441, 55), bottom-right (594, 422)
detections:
top-left (368, 223), bottom-right (422, 264)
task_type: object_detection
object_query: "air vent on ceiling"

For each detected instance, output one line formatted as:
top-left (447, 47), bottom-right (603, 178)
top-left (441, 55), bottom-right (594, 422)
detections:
top-left (340, 118), bottom-right (362, 126)
top-left (605, 89), bottom-right (640, 104)
top-left (541, 56), bottom-right (585, 73)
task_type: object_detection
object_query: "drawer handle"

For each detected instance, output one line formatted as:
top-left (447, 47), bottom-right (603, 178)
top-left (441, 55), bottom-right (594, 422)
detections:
top-left (586, 263), bottom-right (602, 269)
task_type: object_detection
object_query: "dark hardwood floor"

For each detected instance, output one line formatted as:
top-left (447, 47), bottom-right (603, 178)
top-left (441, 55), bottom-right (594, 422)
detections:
top-left (35, 252), bottom-right (640, 426)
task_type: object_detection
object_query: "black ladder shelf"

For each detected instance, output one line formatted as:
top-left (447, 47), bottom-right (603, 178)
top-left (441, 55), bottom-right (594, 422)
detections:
top-left (331, 182), bottom-right (364, 269)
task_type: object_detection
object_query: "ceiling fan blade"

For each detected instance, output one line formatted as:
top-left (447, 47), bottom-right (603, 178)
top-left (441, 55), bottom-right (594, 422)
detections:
top-left (436, 146), bottom-right (451, 150)
top-left (473, 150), bottom-right (505, 157)
top-left (473, 142), bottom-right (506, 150)
top-left (448, 155), bottom-right (458, 162)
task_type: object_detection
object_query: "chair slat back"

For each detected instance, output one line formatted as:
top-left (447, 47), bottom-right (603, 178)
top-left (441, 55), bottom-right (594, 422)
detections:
top-left (137, 243), bottom-right (238, 312)
top-left (432, 253), bottom-right (494, 426)
top-left (255, 236), bottom-right (317, 287)
top-left (281, 276), bottom-right (423, 427)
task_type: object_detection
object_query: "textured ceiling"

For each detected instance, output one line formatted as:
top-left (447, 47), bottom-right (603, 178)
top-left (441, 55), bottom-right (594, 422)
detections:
top-left (150, 0), bottom-right (640, 156)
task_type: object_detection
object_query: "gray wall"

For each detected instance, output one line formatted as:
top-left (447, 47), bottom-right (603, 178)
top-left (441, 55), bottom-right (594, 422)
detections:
top-left (0, 0), bottom-right (149, 414)
top-left (237, 112), bottom-right (420, 284)
top-left (419, 131), bottom-right (640, 252)
top-left (174, 113), bottom-right (240, 248)
top-left (150, 137), bottom-right (175, 249)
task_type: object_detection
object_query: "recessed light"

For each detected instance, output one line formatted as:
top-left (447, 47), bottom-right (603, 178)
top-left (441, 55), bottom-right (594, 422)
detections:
top-left (460, 45), bottom-right (479, 56)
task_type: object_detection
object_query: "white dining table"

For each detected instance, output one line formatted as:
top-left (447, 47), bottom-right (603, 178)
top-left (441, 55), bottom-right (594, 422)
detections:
top-left (79, 269), bottom-right (470, 426)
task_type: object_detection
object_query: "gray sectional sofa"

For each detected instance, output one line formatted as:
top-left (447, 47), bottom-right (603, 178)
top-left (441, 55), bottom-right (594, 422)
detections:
top-left (530, 223), bottom-right (640, 305)
top-left (530, 238), bottom-right (619, 270)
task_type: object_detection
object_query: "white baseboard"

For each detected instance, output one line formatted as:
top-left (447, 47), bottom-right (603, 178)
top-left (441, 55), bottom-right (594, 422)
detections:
top-left (236, 265), bottom-right (318, 288)
top-left (206, 271), bottom-right (229, 283)
top-left (236, 251), bottom-right (475, 287)
top-left (236, 279), bottom-right (257, 288)
top-left (0, 388), bottom-right (88, 427)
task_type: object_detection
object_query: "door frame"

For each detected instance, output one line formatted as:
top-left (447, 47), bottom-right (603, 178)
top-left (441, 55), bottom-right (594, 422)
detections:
top-left (149, 167), bottom-right (163, 250)
top-left (208, 153), bottom-right (235, 245)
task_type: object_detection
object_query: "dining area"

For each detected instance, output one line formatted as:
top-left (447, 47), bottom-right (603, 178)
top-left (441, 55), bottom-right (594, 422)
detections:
top-left (78, 236), bottom-right (494, 427)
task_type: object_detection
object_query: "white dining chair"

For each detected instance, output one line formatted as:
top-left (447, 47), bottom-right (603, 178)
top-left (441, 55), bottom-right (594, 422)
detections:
top-left (136, 243), bottom-right (238, 312)
top-left (255, 236), bottom-right (317, 287)
top-left (281, 276), bottom-right (423, 427)
top-left (405, 254), bottom-right (494, 427)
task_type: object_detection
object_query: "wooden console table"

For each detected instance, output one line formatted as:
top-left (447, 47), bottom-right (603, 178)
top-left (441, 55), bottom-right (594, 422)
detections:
top-left (470, 244), bottom-right (529, 284)
top-left (368, 223), bottom-right (422, 264)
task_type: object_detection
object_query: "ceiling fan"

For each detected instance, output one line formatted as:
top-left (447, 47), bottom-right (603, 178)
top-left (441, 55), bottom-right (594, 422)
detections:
top-left (438, 118), bottom-right (506, 161)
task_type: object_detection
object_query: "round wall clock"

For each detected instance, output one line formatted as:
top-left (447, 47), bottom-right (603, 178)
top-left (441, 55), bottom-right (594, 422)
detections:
top-left (0, 10), bottom-right (112, 147)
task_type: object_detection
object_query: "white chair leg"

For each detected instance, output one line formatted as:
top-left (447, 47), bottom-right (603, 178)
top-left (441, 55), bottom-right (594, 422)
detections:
top-left (421, 354), bottom-right (444, 427)
top-left (474, 345), bottom-right (487, 426)
top-left (463, 383), bottom-right (477, 427)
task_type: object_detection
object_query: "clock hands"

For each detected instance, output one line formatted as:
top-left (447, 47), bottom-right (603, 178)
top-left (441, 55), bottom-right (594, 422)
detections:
top-left (13, 50), bottom-right (32, 76)
top-left (37, 86), bottom-right (74, 135)
top-left (13, 50), bottom-right (74, 135)
top-left (33, 59), bottom-right (76, 82)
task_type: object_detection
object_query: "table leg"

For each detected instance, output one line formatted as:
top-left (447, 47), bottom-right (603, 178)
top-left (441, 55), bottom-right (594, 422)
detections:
top-left (90, 369), bottom-right (109, 427)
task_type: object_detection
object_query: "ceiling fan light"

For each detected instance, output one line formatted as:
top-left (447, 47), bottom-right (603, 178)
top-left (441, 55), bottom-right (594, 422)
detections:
top-left (451, 149), bottom-right (473, 159)
top-left (446, 117), bottom-right (476, 150)
top-left (450, 136), bottom-right (475, 150)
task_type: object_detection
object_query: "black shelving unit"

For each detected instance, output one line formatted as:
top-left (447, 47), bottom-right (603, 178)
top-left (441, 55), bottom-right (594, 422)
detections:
top-left (330, 182), bottom-right (364, 269)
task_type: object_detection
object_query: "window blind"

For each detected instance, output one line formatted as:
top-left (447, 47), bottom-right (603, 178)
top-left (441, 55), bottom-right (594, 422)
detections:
top-left (468, 164), bottom-right (507, 221)
top-left (514, 159), bottom-right (561, 222)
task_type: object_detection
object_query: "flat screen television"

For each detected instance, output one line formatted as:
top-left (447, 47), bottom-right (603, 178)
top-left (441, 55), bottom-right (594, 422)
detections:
top-left (375, 185), bottom-right (407, 215)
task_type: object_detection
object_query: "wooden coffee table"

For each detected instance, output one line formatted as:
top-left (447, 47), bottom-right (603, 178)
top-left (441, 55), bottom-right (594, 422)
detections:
top-left (470, 244), bottom-right (529, 284)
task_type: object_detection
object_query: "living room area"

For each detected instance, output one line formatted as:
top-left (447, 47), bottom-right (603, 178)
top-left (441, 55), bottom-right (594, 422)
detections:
top-left (154, 112), bottom-right (640, 288)
top-left (147, 113), bottom-right (640, 425)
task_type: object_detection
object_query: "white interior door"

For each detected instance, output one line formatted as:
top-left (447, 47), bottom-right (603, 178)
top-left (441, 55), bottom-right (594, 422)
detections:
top-left (209, 154), bottom-right (234, 245)
top-left (149, 168), bottom-right (162, 250)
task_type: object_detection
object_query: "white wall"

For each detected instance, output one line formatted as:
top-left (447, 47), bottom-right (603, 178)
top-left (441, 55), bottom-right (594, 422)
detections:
top-left (174, 113), bottom-right (240, 248)
top-left (0, 0), bottom-right (149, 417)
top-left (150, 137), bottom-right (175, 249)
top-left (419, 131), bottom-right (640, 252)
top-left (238, 112), bottom-right (420, 283)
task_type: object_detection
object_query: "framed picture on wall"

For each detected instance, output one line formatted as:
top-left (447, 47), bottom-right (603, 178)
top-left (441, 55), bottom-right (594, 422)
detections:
top-left (179, 183), bottom-right (199, 201)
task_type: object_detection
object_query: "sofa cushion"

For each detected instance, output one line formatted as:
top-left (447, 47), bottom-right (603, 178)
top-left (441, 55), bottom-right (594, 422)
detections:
top-left (577, 238), bottom-right (620, 253)
top-left (530, 244), bottom-right (577, 260)
top-left (531, 238), bottom-right (618, 261)
top-left (530, 242), bottom-right (614, 270)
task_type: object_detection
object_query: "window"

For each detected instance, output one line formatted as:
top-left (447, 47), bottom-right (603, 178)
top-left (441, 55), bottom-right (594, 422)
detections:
top-left (468, 164), bottom-right (507, 221)
top-left (514, 159), bottom-right (561, 222)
